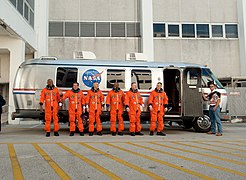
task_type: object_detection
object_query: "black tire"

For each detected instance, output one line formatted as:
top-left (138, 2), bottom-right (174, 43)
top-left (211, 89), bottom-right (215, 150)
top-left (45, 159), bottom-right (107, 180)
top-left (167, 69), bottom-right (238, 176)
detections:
top-left (183, 121), bottom-right (193, 129)
top-left (192, 115), bottom-right (211, 132)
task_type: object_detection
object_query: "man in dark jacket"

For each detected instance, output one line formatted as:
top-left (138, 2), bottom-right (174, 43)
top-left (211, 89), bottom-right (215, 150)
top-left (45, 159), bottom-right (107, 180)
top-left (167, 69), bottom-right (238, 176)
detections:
top-left (0, 94), bottom-right (6, 131)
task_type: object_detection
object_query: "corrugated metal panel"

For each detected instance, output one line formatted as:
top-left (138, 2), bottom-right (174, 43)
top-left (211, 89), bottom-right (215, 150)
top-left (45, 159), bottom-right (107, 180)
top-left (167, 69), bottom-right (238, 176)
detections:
top-left (227, 88), bottom-right (246, 116)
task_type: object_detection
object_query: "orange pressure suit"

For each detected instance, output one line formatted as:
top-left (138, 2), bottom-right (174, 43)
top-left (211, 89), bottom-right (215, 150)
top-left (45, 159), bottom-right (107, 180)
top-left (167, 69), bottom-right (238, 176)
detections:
top-left (148, 88), bottom-right (168, 132)
top-left (39, 85), bottom-right (60, 133)
top-left (124, 89), bottom-right (144, 133)
top-left (86, 87), bottom-right (104, 132)
top-left (63, 89), bottom-right (85, 132)
top-left (106, 88), bottom-right (125, 133)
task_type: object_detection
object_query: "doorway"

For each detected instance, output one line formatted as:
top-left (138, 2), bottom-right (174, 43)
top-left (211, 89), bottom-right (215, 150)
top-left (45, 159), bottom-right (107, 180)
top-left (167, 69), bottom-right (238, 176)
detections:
top-left (163, 69), bottom-right (181, 115)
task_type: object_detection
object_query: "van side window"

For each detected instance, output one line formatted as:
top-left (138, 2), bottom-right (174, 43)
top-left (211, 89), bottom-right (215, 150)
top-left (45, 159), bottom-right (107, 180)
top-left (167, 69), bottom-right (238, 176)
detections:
top-left (187, 69), bottom-right (198, 85)
top-left (107, 69), bottom-right (125, 89)
top-left (201, 69), bottom-right (213, 87)
top-left (131, 70), bottom-right (152, 90)
top-left (56, 67), bottom-right (78, 87)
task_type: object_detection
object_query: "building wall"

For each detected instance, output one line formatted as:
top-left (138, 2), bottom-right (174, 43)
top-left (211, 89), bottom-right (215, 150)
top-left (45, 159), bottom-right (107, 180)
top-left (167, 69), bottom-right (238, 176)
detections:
top-left (0, 0), bottom-right (48, 123)
top-left (0, 52), bottom-right (10, 112)
top-left (48, 0), bottom-right (141, 59)
top-left (49, 38), bottom-right (140, 60)
top-left (153, 0), bottom-right (239, 78)
top-left (0, 53), bottom-right (10, 83)
top-left (49, 0), bottom-right (140, 21)
top-left (48, 0), bottom-right (241, 77)
top-left (153, 0), bottom-right (238, 23)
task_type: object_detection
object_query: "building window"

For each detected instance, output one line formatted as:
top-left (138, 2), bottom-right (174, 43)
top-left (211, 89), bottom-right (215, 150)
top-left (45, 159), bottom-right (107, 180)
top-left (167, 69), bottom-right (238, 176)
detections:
top-left (225, 24), bottom-right (238, 38)
top-left (131, 70), bottom-right (152, 90)
top-left (107, 69), bottom-right (125, 89)
top-left (80, 22), bottom-right (95, 37)
top-left (96, 22), bottom-right (110, 37)
top-left (196, 24), bottom-right (209, 38)
top-left (182, 24), bottom-right (195, 38)
top-left (168, 24), bottom-right (179, 37)
top-left (212, 25), bottom-right (223, 37)
top-left (49, 21), bottom-right (141, 38)
top-left (30, 10), bottom-right (34, 28)
top-left (111, 23), bottom-right (125, 37)
top-left (9, 0), bottom-right (34, 28)
top-left (153, 23), bottom-right (165, 37)
top-left (65, 22), bottom-right (79, 37)
top-left (56, 67), bottom-right (78, 87)
top-left (135, 23), bottom-right (140, 37)
top-left (24, 3), bottom-right (29, 21)
top-left (9, 0), bottom-right (17, 7)
top-left (49, 22), bottom-right (64, 37)
top-left (26, 0), bottom-right (34, 10)
top-left (17, 0), bottom-right (23, 15)
top-left (127, 23), bottom-right (140, 37)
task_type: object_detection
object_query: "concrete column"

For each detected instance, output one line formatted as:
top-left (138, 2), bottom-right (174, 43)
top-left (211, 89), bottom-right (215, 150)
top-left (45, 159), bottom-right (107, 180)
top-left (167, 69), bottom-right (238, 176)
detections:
top-left (140, 0), bottom-right (154, 61)
top-left (0, 37), bottom-right (25, 124)
top-left (35, 0), bottom-right (49, 57)
top-left (238, 0), bottom-right (246, 76)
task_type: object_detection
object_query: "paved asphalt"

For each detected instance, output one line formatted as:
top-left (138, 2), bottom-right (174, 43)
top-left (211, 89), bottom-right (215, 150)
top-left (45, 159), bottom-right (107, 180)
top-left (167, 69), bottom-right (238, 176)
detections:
top-left (0, 122), bottom-right (246, 180)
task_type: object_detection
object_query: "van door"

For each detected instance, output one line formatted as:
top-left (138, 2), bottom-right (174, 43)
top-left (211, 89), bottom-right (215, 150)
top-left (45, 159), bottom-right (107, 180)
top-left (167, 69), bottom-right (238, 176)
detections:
top-left (183, 67), bottom-right (203, 116)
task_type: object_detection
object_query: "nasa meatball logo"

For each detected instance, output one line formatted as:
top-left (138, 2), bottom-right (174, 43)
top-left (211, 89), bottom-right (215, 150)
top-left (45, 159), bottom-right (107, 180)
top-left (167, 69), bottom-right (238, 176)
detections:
top-left (82, 69), bottom-right (103, 87)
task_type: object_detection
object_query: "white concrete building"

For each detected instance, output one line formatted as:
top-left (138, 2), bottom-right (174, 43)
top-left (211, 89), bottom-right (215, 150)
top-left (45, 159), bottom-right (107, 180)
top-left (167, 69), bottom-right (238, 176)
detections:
top-left (48, 0), bottom-right (245, 78)
top-left (0, 0), bottom-right (48, 124)
top-left (1, 0), bottom-right (246, 123)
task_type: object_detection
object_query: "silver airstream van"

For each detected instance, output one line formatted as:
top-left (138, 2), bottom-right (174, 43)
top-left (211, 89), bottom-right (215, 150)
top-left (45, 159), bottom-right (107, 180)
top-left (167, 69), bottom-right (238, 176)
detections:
top-left (12, 57), bottom-right (228, 132)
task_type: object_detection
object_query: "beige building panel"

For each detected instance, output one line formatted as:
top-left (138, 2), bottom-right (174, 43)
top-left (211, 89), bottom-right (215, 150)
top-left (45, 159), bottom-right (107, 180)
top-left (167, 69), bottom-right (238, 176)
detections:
top-left (210, 40), bottom-right (240, 77)
top-left (48, 38), bottom-right (140, 60)
top-left (0, 53), bottom-right (10, 83)
top-left (110, 39), bottom-right (140, 59)
top-left (80, 0), bottom-right (139, 21)
top-left (79, 0), bottom-right (111, 21)
top-left (180, 0), bottom-right (210, 22)
top-left (110, 0), bottom-right (139, 21)
top-left (210, 0), bottom-right (238, 23)
top-left (154, 39), bottom-right (240, 77)
top-left (153, 0), bottom-right (238, 23)
top-left (181, 39), bottom-right (211, 65)
top-left (153, 0), bottom-right (180, 22)
top-left (49, 0), bottom-right (80, 20)
top-left (154, 39), bottom-right (182, 61)
top-left (49, 0), bottom-right (139, 21)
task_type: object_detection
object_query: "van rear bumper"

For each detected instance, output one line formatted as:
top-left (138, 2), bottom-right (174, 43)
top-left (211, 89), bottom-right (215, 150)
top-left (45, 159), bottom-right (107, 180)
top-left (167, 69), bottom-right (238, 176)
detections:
top-left (220, 112), bottom-right (230, 120)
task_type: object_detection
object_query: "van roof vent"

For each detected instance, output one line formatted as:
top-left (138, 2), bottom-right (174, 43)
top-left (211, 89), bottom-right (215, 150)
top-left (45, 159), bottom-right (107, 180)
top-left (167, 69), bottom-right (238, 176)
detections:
top-left (125, 53), bottom-right (148, 61)
top-left (73, 51), bottom-right (96, 60)
top-left (39, 56), bottom-right (57, 60)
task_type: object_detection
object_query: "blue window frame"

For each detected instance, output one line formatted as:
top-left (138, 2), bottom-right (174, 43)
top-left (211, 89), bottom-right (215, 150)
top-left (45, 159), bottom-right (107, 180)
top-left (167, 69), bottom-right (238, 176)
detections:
top-left (153, 23), bottom-right (165, 37)
top-left (182, 24), bottom-right (195, 38)
top-left (197, 24), bottom-right (209, 38)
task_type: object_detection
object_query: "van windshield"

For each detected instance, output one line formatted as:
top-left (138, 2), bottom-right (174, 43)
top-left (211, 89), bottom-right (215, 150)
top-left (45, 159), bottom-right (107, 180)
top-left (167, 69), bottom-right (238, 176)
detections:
top-left (202, 68), bottom-right (224, 89)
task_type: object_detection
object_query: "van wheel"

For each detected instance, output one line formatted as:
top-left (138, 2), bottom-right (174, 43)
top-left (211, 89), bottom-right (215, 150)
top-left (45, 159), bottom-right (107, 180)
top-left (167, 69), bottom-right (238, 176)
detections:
top-left (183, 121), bottom-right (193, 129)
top-left (192, 115), bottom-right (211, 132)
